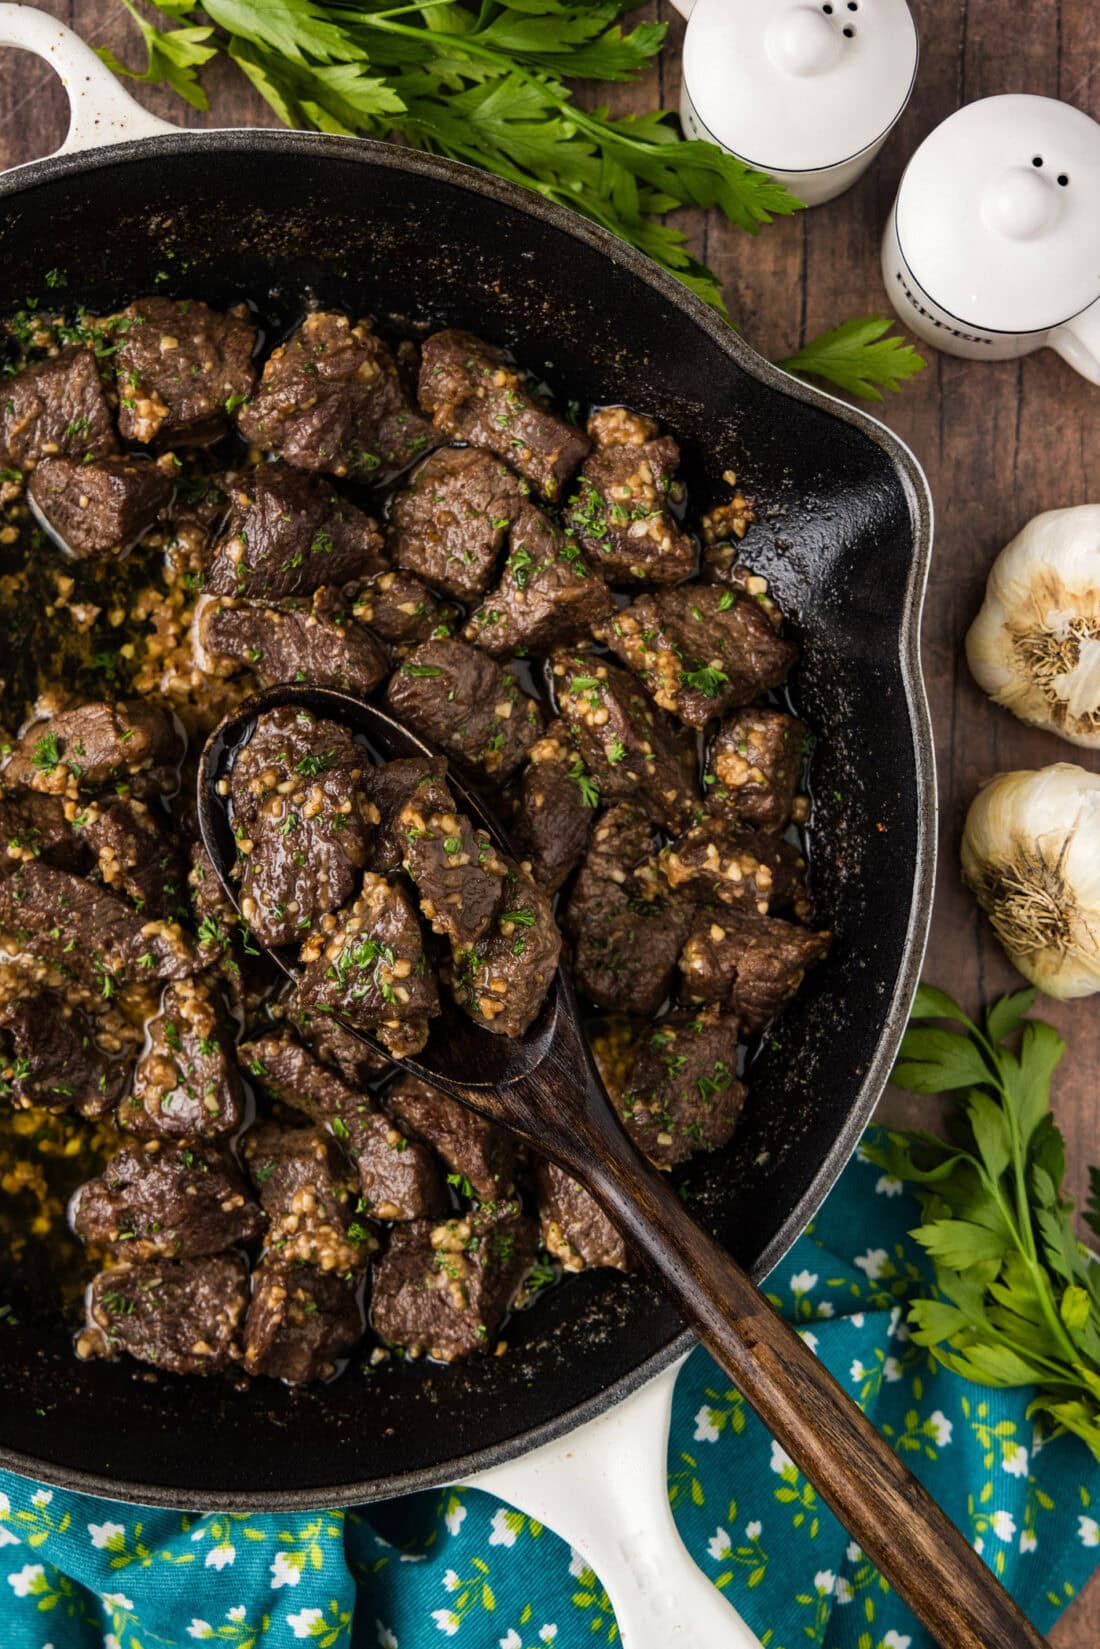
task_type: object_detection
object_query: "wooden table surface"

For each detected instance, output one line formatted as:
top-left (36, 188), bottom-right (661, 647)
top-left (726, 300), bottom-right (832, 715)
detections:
top-left (0, 2), bottom-right (1097, 1639)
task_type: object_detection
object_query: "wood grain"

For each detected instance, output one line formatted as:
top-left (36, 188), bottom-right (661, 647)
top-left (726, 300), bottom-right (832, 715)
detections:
top-left (0, 2), bottom-right (1097, 1639)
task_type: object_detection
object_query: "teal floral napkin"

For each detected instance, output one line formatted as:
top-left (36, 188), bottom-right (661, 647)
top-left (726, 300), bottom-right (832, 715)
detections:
top-left (3, 1125), bottom-right (1099, 1648)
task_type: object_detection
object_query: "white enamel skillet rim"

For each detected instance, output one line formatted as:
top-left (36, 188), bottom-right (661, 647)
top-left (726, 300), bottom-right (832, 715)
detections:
top-left (0, 8), bottom-right (937, 1647)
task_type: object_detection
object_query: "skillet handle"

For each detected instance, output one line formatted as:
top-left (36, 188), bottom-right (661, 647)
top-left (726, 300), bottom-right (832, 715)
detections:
top-left (462, 1356), bottom-right (763, 1648)
top-left (0, 3), bottom-right (177, 163)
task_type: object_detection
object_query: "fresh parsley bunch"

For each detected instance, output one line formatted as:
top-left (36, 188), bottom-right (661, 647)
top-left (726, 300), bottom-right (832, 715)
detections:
top-left (866, 984), bottom-right (1100, 1460)
top-left (103, 1), bottom-right (925, 400)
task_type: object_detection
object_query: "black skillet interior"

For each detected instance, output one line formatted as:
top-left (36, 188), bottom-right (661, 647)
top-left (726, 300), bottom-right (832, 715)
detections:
top-left (0, 133), bottom-right (934, 1507)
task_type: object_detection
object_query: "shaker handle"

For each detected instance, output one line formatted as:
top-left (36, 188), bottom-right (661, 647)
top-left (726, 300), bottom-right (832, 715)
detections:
top-left (0, 2), bottom-right (177, 168)
top-left (1049, 300), bottom-right (1100, 386)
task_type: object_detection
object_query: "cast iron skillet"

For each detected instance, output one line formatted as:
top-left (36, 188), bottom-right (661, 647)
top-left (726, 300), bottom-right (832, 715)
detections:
top-left (0, 125), bottom-right (935, 1506)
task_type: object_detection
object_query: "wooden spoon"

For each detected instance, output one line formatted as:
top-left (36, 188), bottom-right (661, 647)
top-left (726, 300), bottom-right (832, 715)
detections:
top-left (198, 683), bottom-right (1046, 1649)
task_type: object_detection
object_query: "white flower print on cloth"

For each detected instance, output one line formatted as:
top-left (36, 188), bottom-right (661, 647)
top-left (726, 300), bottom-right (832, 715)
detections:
top-left (693, 1405), bottom-right (720, 1443)
top-left (488, 1508), bottom-right (520, 1547)
top-left (707, 1528), bottom-right (732, 1560)
top-left (101, 1592), bottom-right (134, 1611)
top-left (1020, 1530), bottom-right (1038, 1554)
top-left (444, 1498), bottom-right (467, 1538)
top-left (186, 1625), bottom-right (213, 1642)
top-left (377, 1625), bottom-right (399, 1649)
top-left (835, 1576), bottom-right (854, 1604)
top-left (883, 1356), bottom-right (902, 1383)
top-left (8, 1563), bottom-right (44, 1596)
top-left (854, 1247), bottom-right (888, 1280)
top-left (789, 1270), bottom-right (817, 1295)
top-left (271, 1550), bottom-right (303, 1588)
top-left (813, 1570), bottom-right (834, 1595)
top-left (287, 1606), bottom-right (324, 1638)
top-left (1002, 1443), bottom-right (1030, 1478)
top-left (1078, 1515), bottom-right (1100, 1547)
top-left (443, 1568), bottom-right (461, 1592)
top-left (875, 1174), bottom-right (903, 1196)
top-left (539, 1628), bottom-right (557, 1642)
top-left (769, 1440), bottom-right (796, 1477)
top-left (882, 1633), bottom-right (912, 1648)
top-left (745, 1521), bottom-right (762, 1541)
top-left (30, 1491), bottom-right (52, 1510)
top-left (927, 1410), bottom-right (954, 1445)
top-left (814, 1301), bottom-right (834, 1318)
top-left (204, 1544), bottom-right (235, 1570)
top-left (991, 1511), bottom-right (1017, 1542)
top-left (568, 1548), bottom-right (587, 1580)
top-left (799, 1330), bottom-right (819, 1354)
top-left (87, 1522), bottom-right (125, 1551)
top-left (432, 1608), bottom-right (460, 1635)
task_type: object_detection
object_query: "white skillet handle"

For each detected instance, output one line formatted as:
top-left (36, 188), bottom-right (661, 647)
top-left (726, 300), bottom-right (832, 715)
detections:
top-left (0, 3), bottom-right (177, 163)
top-left (463, 1357), bottom-right (763, 1648)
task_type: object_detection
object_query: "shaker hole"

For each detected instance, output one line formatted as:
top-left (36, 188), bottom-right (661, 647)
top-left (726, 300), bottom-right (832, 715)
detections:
top-left (822, 5), bottom-right (833, 13)
top-left (842, 25), bottom-right (855, 35)
top-left (1057, 173), bottom-right (1069, 186)
top-left (1032, 155), bottom-right (1043, 167)
top-left (847, 4), bottom-right (859, 11)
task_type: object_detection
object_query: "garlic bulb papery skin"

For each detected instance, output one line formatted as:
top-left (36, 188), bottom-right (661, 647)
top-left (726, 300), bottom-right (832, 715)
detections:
top-left (961, 764), bottom-right (1100, 999)
top-left (966, 504), bottom-right (1100, 749)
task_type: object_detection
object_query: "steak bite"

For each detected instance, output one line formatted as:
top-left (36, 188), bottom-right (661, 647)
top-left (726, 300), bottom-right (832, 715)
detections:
top-left (0, 991), bottom-right (126, 1116)
top-left (465, 504), bottom-right (614, 659)
top-left (355, 1111), bottom-right (446, 1221)
top-left (706, 708), bottom-right (807, 834)
top-left (619, 1008), bottom-right (744, 1169)
top-left (122, 976), bottom-right (243, 1139)
top-left (398, 793), bottom-right (509, 951)
top-left (188, 840), bottom-right (244, 981)
top-left (364, 755), bottom-right (451, 875)
top-left (238, 311), bottom-right (437, 483)
top-left (72, 1141), bottom-right (263, 1261)
top-left (229, 707), bottom-right (376, 949)
top-left (78, 1252), bottom-right (248, 1375)
top-left (388, 445), bottom-right (526, 601)
top-left (29, 454), bottom-right (174, 559)
top-left (114, 296), bottom-right (257, 447)
top-left (596, 585), bottom-right (798, 729)
top-left (296, 872), bottom-right (439, 1042)
top-left (565, 804), bottom-right (692, 1015)
top-left (0, 346), bottom-right (117, 473)
top-left (242, 1121), bottom-right (374, 1272)
top-left (660, 816), bottom-right (807, 918)
top-left (450, 866), bottom-right (561, 1038)
top-left (0, 787), bottom-right (90, 875)
top-left (81, 796), bottom-right (187, 922)
top-left (509, 721), bottom-right (593, 893)
top-left (0, 862), bottom-right (197, 988)
top-left (196, 591), bottom-right (390, 696)
top-left (386, 1074), bottom-right (517, 1200)
top-left (565, 412), bottom-right (694, 584)
top-left (679, 910), bottom-right (831, 1031)
top-left (204, 463), bottom-right (385, 601)
top-left (351, 570), bottom-right (455, 651)
top-left (534, 1160), bottom-right (632, 1273)
top-left (243, 1261), bottom-right (362, 1383)
top-left (419, 329), bottom-right (590, 502)
top-left (386, 640), bottom-right (543, 780)
top-left (371, 1199), bottom-right (538, 1361)
top-left (5, 700), bottom-right (182, 800)
top-left (550, 652), bottom-right (699, 830)
top-left (238, 1031), bottom-right (376, 1156)
top-left (287, 998), bottom-right (391, 1087)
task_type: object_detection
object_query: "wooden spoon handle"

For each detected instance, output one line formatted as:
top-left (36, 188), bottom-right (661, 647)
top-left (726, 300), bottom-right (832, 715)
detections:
top-left (578, 1127), bottom-right (1047, 1649)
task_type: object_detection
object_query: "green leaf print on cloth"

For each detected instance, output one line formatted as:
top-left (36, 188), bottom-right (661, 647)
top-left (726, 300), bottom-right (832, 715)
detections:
top-left (2, 1128), bottom-right (1098, 1648)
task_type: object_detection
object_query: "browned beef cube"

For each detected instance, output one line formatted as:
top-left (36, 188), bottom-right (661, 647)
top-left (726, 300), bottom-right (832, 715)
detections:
top-left (465, 504), bottom-right (613, 660)
top-left (386, 640), bottom-right (543, 780)
top-left (660, 817), bottom-right (807, 918)
top-left (114, 296), bottom-right (257, 447)
top-left (550, 652), bottom-right (699, 829)
top-left (0, 862), bottom-right (197, 989)
top-left (565, 805), bottom-right (692, 1015)
top-left (123, 976), bottom-right (243, 1139)
top-left (0, 787), bottom-right (89, 875)
top-left (72, 1141), bottom-right (263, 1260)
top-left (239, 311), bottom-right (437, 483)
top-left (371, 1200), bottom-right (537, 1360)
top-left (706, 709), bottom-right (807, 834)
top-left (350, 570), bottom-right (455, 651)
top-left (204, 463), bottom-right (385, 600)
top-left (238, 1031), bottom-right (376, 1156)
top-left (509, 721), bottom-right (593, 893)
top-left (398, 793), bottom-right (508, 951)
top-left (356, 1112), bottom-right (446, 1221)
top-left (701, 554), bottom-right (779, 627)
top-left (387, 445), bottom-right (527, 601)
top-left (296, 872), bottom-right (439, 1038)
top-left (196, 591), bottom-right (389, 696)
top-left (242, 1121), bottom-right (374, 1272)
top-left (188, 840), bottom-right (244, 982)
top-left (29, 455), bottom-right (174, 559)
top-left (450, 866), bottom-right (561, 1037)
top-left (419, 330), bottom-right (590, 502)
top-left (229, 707), bottom-right (375, 949)
top-left (363, 756), bottom-right (452, 875)
top-left (287, 999), bottom-right (392, 1086)
top-left (243, 1260), bottom-right (362, 1383)
top-left (534, 1159), bottom-right (632, 1273)
top-left (385, 1074), bottom-right (517, 1200)
top-left (0, 346), bottom-right (116, 473)
top-left (79, 1253), bottom-right (248, 1375)
top-left (679, 910), bottom-right (831, 1031)
top-left (82, 796), bottom-right (187, 922)
top-left (565, 414), bottom-right (694, 584)
top-left (596, 586), bottom-right (798, 729)
top-left (619, 1008), bottom-right (744, 1169)
top-left (0, 991), bottom-right (126, 1116)
top-left (5, 700), bottom-right (182, 799)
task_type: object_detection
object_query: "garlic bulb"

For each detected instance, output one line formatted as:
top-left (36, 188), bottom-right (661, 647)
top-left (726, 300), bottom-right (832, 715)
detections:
top-left (966, 505), bottom-right (1100, 748)
top-left (961, 764), bottom-right (1100, 999)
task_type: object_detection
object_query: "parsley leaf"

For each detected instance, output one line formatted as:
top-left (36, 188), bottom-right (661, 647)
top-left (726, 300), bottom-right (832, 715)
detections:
top-left (778, 314), bottom-right (927, 403)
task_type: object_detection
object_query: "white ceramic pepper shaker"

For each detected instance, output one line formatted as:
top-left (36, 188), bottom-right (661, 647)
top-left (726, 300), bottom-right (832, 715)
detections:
top-left (669, 0), bottom-right (918, 206)
top-left (882, 94), bottom-right (1100, 383)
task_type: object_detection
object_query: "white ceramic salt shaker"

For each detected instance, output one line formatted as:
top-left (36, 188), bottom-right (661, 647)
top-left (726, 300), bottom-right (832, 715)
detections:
top-left (669, 0), bottom-right (918, 206)
top-left (883, 94), bottom-right (1100, 383)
